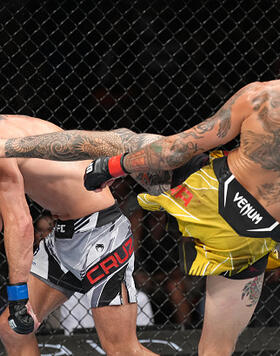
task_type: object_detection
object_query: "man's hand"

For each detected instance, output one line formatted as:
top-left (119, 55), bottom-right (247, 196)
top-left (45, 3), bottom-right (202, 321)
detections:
top-left (7, 283), bottom-right (35, 334)
top-left (84, 154), bottom-right (128, 191)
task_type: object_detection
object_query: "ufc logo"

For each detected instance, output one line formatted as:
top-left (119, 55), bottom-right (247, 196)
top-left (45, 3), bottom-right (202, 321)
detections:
top-left (56, 224), bottom-right (66, 233)
top-left (86, 236), bottom-right (133, 285)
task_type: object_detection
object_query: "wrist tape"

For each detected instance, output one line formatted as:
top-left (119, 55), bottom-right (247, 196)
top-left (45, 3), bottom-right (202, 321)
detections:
top-left (108, 153), bottom-right (129, 177)
top-left (7, 283), bottom-right (28, 301)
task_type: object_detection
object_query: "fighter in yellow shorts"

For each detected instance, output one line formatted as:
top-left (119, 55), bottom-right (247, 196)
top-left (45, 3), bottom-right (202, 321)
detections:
top-left (137, 150), bottom-right (280, 278)
top-left (2, 80), bottom-right (280, 356)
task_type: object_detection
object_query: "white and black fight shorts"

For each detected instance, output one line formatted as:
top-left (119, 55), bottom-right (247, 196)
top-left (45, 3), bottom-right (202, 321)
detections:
top-left (31, 203), bottom-right (137, 308)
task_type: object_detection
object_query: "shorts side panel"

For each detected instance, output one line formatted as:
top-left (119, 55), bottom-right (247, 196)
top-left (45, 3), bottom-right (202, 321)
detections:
top-left (32, 211), bottom-right (137, 308)
top-left (82, 217), bottom-right (136, 308)
top-left (140, 151), bottom-right (277, 277)
top-left (31, 238), bottom-right (80, 297)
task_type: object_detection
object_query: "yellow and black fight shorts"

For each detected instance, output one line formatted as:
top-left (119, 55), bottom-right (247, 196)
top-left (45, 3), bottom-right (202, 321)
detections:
top-left (137, 150), bottom-right (280, 278)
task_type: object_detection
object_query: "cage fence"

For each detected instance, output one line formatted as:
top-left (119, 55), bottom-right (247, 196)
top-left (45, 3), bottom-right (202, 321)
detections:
top-left (0, 0), bottom-right (280, 355)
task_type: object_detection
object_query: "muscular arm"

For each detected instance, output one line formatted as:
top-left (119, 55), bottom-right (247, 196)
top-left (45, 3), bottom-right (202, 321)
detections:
top-left (115, 129), bottom-right (172, 194)
top-left (0, 82), bottom-right (256, 174)
top-left (121, 83), bottom-right (256, 173)
top-left (1, 128), bottom-right (172, 194)
top-left (0, 160), bottom-right (34, 284)
top-left (2, 130), bottom-right (126, 161)
top-left (1, 127), bottom-right (163, 160)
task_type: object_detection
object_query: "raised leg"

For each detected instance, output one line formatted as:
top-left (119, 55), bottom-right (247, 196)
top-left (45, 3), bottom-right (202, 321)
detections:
top-left (198, 273), bottom-right (264, 356)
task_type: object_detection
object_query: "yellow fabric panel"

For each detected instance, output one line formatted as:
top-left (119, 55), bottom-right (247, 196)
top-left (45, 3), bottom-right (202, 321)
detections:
top-left (137, 151), bottom-right (277, 276)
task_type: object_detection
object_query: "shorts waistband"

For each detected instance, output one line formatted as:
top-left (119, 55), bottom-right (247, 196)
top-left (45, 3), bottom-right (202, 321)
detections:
top-left (213, 156), bottom-right (280, 241)
top-left (55, 203), bottom-right (122, 238)
top-left (95, 203), bottom-right (123, 228)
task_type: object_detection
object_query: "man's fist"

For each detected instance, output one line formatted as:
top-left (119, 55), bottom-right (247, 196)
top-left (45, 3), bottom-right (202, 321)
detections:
top-left (7, 283), bottom-right (34, 334)
top-left (84, 154), bottom-right (128, 191)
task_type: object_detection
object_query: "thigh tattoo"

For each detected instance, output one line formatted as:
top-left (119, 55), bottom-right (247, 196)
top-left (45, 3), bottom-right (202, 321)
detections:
top-left (241, 275), bottom-right (263, 307)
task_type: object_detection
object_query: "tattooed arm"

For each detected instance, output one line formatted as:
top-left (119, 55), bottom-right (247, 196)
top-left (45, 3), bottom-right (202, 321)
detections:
top-left (121, 83), bottom-right (257, 173)
top-left (112, 129), bottom-right (172, 194)
top-left (0, 128), bottom-right (172, 194)
top-left (1, 130), bottom-right (126, 161)
top-left (0, 82), bottom-right (256, 173)
top-left (0, 128), bottom-right (161, 160)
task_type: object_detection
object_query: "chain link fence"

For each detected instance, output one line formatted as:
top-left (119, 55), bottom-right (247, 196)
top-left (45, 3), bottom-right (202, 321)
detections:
top-left (1, 0), bottom-right (280, 354)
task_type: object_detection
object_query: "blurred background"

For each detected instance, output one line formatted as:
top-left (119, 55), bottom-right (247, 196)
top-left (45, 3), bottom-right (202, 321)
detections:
top-left (0, 1), bottom-right (280, 355)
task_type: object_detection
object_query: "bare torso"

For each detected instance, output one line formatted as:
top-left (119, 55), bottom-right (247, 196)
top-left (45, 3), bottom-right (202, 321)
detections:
top-left (227, 80), bottom-right (280, 222)
top-left (0, 115), bottom-right (115, 220)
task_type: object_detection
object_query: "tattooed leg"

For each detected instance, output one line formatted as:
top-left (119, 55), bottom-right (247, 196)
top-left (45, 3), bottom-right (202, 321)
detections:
top-left (198, 274), bottom-right (264, 356)
top-left (241, 275), bottom-right (263, 307)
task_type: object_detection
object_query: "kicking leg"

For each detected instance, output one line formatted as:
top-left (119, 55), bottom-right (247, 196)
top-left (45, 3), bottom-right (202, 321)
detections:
top-left (198, 273), bottom-right (264, 356)
top-left (0, 274), bottom-right (68, 356)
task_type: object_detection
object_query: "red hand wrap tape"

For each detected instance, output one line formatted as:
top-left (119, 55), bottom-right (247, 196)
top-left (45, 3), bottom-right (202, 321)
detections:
top-left (108, 154), bottom-right (127, 177)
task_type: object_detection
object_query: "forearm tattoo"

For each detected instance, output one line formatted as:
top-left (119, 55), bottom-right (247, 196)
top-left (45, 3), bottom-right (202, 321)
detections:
top-left (4, 127), bottom-right (172, 192)
top-left (241, 275), bottom-right (263, 307)
top-left (123, 109), bottom-right (232, 172)
top-left (113, 128), bottom-right (163, 152)
top-left (122, 87), bottom-right (250, 172)
top-left (114, 129), bottom-right (173, 193)
top-left (5, 131), bottom-right (124, 160)
top-left (4, 128), bottom-right (161, 161)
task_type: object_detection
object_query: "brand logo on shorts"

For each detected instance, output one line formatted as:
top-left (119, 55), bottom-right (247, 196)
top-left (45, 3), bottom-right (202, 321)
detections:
top-left (233, 192), bottom-right (263, 224)
top-left (56, 224), bottom-right (66, 233)
top-left (95, 243), bottom-right (104, 252)
top-left (86, 236), bottom-right (133, 286)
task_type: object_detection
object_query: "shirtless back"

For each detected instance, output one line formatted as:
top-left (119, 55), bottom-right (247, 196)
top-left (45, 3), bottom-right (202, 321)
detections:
top-left (0, 115), bottom-right (114, 220)
top-left (0, 116), bottom-right (159, 356)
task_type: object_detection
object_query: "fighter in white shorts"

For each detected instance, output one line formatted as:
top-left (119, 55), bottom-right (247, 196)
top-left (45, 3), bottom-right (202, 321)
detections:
top-left (32, 204), bottom-right (136, 308)
top-left (0, 115), bottom-right (159, 356)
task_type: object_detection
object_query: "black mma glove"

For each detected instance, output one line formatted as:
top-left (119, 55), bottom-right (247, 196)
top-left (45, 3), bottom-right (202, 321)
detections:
top-left (7, 283), bottom-right (34, 334)
top-left (84, 153), bottom-right (129, 191)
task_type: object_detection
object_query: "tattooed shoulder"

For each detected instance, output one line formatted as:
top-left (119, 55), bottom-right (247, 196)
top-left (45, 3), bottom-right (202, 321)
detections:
top-left (241, 130), bottom-right (280, 172)
top-left (252, 88), bottom-right (280, 130)
top-left (257, 182), bottom-right (280, 205)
